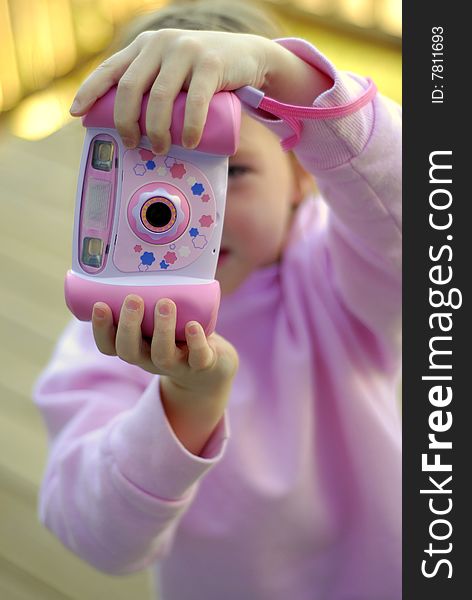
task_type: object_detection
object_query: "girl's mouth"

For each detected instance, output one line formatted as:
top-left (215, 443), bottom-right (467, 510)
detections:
top-left (217, 247), bottom-right (231, 265)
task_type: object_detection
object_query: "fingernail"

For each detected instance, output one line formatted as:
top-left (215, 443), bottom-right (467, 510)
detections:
top-left (126, 298), bottom-right (140, 311)
top-left (70, 99), bottom-right (81, 114)
top-left (183, 137), bottom-right (197, 150)
top-left (158, 301), bottom-right (170, 316)
top-left (122, 137), bottom-right (136, 148)
top-left (153, 143), bottom-right (166, 155)
top-left (94, 306), bottom-right (106, 319)
top-left (188, 323), bottom-right (198, 335)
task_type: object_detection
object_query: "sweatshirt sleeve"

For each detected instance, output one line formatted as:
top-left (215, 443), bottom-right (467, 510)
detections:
top-left (33, 318), bottom-right (229, 574)
top-left (247, 38), bottom-right (402, 366)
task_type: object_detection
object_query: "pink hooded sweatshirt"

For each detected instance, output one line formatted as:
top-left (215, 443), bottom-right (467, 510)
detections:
top-left (33, 38), bottom-right (402, 600)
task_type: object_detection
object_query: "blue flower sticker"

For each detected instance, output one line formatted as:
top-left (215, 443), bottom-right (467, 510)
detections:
top-left (189, 227), bottom-right (199, 238)
top-left (191, 182), bottom-right (205, 196)
top-left (146, 160), bottom-right (156, 170)
top-left (160, 260), bottom-right (169, 269)
top-left (140, 251), bottom-right (156, 266)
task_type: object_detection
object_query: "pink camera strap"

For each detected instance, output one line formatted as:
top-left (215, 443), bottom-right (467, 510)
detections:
top-left (235, 78), bottom-right (377, 151)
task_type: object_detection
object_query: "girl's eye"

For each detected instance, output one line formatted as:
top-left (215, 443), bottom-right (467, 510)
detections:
top-left (228, 165), bottom-right (249, 178)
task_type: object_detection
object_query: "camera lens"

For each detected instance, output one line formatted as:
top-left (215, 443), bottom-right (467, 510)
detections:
top-left (146, 201), bottom-right (172, 228)
top-left (140, 196), bottom-right (177, 233)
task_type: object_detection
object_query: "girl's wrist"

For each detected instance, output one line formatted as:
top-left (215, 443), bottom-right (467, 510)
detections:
top-left (160, 376), bottom-right (230, 455)
top-left (260, 38), bottom-right (333, 106)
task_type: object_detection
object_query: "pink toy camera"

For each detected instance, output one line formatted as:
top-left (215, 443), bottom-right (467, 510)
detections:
top-left (65, 87), bottom-right (241, 340)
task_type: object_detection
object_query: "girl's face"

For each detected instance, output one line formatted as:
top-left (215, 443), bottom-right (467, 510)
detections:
top-left (216, 113), bottom-right (311, 296)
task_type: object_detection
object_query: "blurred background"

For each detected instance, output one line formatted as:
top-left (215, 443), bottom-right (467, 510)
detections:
top-left (0, 0), bottom-right (401, 598)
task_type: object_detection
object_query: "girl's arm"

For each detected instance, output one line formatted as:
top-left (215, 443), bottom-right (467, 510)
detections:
top-left (33, 318), bottom-right (230, 574)
top-left (256, 39), bottom-right (401, 368)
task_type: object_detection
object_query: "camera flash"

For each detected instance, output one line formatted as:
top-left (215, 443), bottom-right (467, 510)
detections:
top-left (92, 140), bottom-right (114, 171)
top-left (81, 237), bottom-right (104, 268)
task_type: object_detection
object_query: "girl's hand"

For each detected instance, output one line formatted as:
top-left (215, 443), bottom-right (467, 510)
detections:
top-left (69, 29), bottom-right (272, 154)
top-left (69, 28), bottom-right (333, 155)
top-left (92, 295), bottom-right (239, 396)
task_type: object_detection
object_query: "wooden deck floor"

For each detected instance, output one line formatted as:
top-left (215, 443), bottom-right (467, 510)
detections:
top-left (0, 121), bottom-right (152, 599)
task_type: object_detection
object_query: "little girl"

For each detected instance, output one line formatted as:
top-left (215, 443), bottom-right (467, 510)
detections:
top-left (34, 1), bottom-right (402, 598)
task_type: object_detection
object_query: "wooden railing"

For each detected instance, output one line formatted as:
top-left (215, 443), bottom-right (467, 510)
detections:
top-left (0, 0), bottom-right (401, 114)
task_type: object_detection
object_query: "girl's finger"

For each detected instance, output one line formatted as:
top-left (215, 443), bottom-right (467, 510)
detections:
top-left (145, 53), bottom-right (193, 154)
top-left (185, 322), bottom-right (216, 371)
top-left (182, 60), bottom-right (221, 149)
top-left (151, 300), bottom-right (184, 372)
top-left (115, 295), bottom-right (145, 364)
top-left (92, 303), bottom-right (117, 356)
top-left (70, 43), bottom-right (141, 116)
top-left (113, 51), bottom-right (163, 147)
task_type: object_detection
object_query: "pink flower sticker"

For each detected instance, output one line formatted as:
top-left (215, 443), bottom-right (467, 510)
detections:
top-left (134, 244), bottom-right (142, 252)
top-left (164, 251), bottom-right (177, 264)
top-left (139, 149), bottom-right (155, 161)
top-left (199, 215), bottom-right (214, 228)
top-left (170, 162), bottom-right (187, 179)
top-left (201, 193), bottom-right (210, 202)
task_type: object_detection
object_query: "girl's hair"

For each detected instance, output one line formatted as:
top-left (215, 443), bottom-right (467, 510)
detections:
top-left (109, 0), bottom-right (315, 204)
top-left (112, 0), bottom-right (284, 52)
